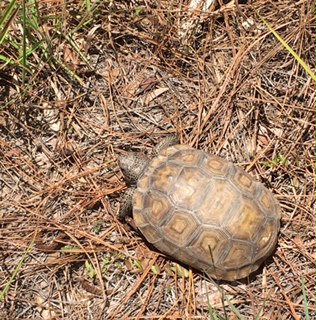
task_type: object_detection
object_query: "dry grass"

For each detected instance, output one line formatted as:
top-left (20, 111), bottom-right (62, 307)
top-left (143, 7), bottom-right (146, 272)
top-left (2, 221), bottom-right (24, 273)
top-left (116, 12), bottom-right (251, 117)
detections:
top-left (0, 0), bottom-right (314, 319)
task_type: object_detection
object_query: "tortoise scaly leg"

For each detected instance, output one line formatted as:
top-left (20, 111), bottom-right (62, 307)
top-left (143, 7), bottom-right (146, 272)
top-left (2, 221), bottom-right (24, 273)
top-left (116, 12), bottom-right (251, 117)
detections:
top-left (118, 187), bottom-right (135, 221)
top-left (152, 135), bottom-right (179, 157)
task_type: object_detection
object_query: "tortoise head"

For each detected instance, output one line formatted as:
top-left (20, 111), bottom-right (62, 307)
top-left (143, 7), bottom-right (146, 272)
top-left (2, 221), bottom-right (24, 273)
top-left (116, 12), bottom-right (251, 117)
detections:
top-left (118, 152), bottom-right (149, 185)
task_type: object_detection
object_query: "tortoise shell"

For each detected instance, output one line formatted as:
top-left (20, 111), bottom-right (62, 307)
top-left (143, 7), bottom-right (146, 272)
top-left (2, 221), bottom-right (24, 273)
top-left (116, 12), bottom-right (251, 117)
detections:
top-left (132, 144), bottom-right (281, 281)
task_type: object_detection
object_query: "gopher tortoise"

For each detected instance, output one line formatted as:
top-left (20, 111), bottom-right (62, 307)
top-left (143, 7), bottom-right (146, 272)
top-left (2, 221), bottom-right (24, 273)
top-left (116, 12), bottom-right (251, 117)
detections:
top-left (118, 136), bottom-right (281, 281)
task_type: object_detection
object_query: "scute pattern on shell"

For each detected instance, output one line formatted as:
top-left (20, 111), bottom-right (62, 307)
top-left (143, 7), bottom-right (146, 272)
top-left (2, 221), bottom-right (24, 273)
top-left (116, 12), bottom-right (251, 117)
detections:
top-left (133, 144), bottom-right (281, 281)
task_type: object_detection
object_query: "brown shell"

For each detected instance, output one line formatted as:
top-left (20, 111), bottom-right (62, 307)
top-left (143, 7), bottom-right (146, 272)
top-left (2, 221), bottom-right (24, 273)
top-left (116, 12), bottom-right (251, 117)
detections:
top-left (133, 145), bottom-right (281, 281)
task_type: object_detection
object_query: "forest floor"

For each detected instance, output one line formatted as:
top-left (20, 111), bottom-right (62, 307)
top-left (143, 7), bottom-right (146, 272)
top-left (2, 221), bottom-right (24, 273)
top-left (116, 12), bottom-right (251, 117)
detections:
top-left (0, 1), bottom-right (315, 319)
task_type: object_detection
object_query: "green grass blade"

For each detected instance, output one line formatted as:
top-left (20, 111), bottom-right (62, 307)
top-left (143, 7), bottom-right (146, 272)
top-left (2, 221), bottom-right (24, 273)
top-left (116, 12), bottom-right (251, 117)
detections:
top-left (257, 12), bottom-right (316, 81)
top-left (301, 277), bottom-right (311, 320)
top-left (224, 296), bottom-right (244, 319)
top-left (0, 234), bottom-right (36, 301)
top-left (0, 0), bottom-right (19, 28)
top-left (63, 33), bottom-right (92, 68)
top-left (55, 58), bottom-right (86, 86)
top-left (22, 0), bottom-right (27, 85)
top-left (0, 0), bottom-right (19, 45)
top-left (27, 0), bottom-right (40, 30)
top-left (85, 0), bottom-right (92, 12)
top-left (0, 53), bottom-right (14, 64)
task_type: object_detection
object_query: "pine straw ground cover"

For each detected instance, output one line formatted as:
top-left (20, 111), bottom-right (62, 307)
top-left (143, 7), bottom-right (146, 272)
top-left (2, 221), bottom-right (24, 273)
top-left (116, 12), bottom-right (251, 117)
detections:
top-left (0, 0), bottom-right (314, 319)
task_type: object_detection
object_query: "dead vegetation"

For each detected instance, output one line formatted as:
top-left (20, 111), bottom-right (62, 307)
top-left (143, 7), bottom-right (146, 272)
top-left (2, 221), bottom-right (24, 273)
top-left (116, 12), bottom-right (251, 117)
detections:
top-left (0, 0), bottom-right (314, 319)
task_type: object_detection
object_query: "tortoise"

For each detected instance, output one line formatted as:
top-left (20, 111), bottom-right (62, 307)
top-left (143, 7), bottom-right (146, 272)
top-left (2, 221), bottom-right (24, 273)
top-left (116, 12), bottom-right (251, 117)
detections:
top-left (118, 136), bottom-right (281, 281)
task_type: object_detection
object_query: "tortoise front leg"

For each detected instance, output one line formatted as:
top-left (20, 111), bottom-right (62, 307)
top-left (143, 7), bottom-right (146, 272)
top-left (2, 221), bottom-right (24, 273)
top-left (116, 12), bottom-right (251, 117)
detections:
top-left (118, 187), bottom-right (135, 221)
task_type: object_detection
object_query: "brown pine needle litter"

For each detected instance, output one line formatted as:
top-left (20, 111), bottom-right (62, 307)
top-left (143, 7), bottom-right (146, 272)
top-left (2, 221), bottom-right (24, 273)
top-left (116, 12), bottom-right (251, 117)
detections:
top-left (0, 1), bottom-right (314, 319)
